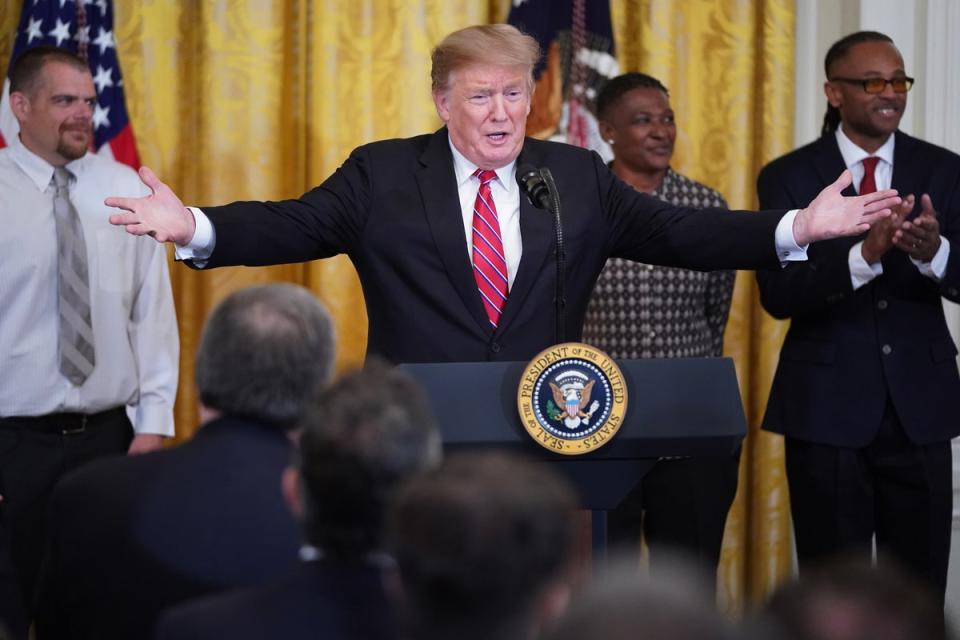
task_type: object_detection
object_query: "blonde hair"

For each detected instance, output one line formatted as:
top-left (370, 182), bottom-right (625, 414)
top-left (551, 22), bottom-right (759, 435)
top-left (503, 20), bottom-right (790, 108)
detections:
top-left (431, 24), bottom-right (541, 93)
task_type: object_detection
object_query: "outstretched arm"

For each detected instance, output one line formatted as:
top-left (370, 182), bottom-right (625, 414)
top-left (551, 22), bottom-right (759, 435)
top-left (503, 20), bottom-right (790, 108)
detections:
top-left (791, 170), bottom-right (900, 245)
top-left (107, 167), bottom-right (196, 245)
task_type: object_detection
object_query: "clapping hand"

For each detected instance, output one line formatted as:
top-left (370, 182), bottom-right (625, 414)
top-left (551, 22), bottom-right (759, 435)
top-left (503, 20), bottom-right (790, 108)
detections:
top-left (893, 194), bottom-right (941, 262)
top-left (861, 194), bottom-right (912, 264)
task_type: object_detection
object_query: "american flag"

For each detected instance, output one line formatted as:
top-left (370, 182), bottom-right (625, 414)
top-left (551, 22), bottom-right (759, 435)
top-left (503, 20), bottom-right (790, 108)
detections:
top-left (508, 0), bottom-right (618, 159)
top-left (0, 0), bottom-right (140, 168)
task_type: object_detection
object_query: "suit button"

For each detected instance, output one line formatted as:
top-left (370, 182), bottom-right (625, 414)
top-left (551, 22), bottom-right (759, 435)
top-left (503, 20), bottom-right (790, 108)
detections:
top-left (877, 299), bottom-right (888, 310)
top-left (490, 342), bottom-right (501, 353)
top-left (949, 288), bottom-right (959, 297)
top-left (882, 344), bottom-right (892, 355)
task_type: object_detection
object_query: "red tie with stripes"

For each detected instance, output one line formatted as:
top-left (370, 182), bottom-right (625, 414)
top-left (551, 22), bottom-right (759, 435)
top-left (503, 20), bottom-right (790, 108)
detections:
top-left (472, 169), bottom-right (509, 328)
top-left (859, 156), bottom-right (879, 195)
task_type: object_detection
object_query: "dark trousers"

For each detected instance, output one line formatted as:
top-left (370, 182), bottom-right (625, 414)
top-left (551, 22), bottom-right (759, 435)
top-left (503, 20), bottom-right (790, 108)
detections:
top-left (0, 408), bottom-right (132, 638)
top-left (607, 453), bottom-right (740, 587)
top-left (785, 397), bottom-right (953, 609)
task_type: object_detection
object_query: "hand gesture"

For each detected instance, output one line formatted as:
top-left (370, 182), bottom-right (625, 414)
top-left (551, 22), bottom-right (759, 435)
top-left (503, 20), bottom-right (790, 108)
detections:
top-left (861, 194), bottom-right (912, 264)
top-left (893, 194), bottom-right (941, 262)
top-left (792, 170), bottom-right (901, 245)
top-left (107, 167), bottom-right (196, 246)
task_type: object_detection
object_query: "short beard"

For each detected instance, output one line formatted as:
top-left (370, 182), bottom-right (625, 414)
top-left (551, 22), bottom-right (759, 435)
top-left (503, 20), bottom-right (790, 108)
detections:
top-left (57, 134), bottom-right (89, 161)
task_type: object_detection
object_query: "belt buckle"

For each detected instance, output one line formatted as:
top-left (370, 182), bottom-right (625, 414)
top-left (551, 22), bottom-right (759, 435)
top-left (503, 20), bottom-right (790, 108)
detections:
top-left (61, 415), bottom-right (88, 435)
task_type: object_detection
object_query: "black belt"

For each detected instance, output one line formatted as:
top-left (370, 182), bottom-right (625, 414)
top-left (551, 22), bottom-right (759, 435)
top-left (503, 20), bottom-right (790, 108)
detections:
top-left (0, 407), bottom-right (127, 436)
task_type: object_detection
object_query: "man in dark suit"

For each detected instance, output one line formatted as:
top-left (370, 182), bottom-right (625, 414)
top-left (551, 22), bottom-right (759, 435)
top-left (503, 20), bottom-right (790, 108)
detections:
top-left (756, 31), bottom-right (960, 607)
top-left (34, 283), bottom-right (336, 639)
top-left (154, 363), bottom-right (441, 640)
top-left (107, 24), bottom-right (900, 364)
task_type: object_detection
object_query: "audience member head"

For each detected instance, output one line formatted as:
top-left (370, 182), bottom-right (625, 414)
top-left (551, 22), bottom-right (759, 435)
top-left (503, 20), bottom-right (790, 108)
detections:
top-left (544, 552), bottom-right (735, 640)
top-left (821, 31), bottom-right (907, 152)
top-left (390, 452), bottom-right (579, 640)
top-left (431, 25), bottom-right (540, 170)
top-left (289, 361), bottom-right (441, 558)
top-left (596, 72), bottom-right (675, 192)
top-left (758, 559), bottom-right (951, 640)
top-left (195, 283), bottom-right (335, 429)
top-left (8, 46), bottom-right (95, 166)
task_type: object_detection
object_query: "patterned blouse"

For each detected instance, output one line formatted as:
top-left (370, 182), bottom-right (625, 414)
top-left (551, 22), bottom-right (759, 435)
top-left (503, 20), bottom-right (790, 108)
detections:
top-left (582, 168), bottom-right (735, 359)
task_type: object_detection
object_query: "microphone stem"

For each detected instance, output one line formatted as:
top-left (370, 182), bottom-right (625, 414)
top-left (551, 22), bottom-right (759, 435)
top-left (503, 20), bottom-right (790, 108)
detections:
top-left (541, 169), bottom-right (565, 344)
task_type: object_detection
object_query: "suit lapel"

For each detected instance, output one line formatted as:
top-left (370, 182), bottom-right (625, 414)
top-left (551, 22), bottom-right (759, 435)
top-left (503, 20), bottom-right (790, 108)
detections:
top-left (814, 134), bottom-right (857, 197)
top-left (415, 128), bottom-right (492, 335)
top-left (495, 142), bottom-right (555, 336)
top-left (891, 130), bottom-right (918, 207)
top-left (811, 134), bottom-right (863, 256)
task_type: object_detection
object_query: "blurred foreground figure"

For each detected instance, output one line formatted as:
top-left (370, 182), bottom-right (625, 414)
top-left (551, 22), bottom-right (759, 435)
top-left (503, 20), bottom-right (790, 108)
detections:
top-left (759, 560), bottom-right (952, 640)
top-left (544, 552), bottom-right (737, 640)
top-left (36, 284), bottom-right (335, 639)
top-left (156, 363), bottom-right (441, 640)
top-left (390, 452), bottom-right (579, 640)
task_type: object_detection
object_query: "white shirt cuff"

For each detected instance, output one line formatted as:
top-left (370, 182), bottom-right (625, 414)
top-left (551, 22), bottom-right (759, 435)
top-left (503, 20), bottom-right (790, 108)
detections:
top-left (910, 236), bottom-right (950, 281)
top-left (132, 401), bottom-right (176, 437)
top-left (174, 207), bottom-right (215, 262)
top-left (848, 242), bottom-right (883, 290)
top-left (775, 209), bottom-right (808, 263)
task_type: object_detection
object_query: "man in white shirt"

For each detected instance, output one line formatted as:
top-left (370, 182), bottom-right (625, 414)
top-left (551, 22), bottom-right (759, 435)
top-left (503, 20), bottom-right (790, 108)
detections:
top-left (0, 46), bottom-right (178, 635)
top-left (756, 31), bottom-right (960, 609)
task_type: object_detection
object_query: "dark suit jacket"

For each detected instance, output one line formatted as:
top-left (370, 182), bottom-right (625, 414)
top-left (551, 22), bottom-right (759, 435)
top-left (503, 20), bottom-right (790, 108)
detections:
top-left (757, 131), bottom-right (960, 446)
top-left (153, 559), bottom-right (397, 640)
top-left (35, 417), bottom-right (301, 640)
top-left (200, 129), bottom-right (785, 363)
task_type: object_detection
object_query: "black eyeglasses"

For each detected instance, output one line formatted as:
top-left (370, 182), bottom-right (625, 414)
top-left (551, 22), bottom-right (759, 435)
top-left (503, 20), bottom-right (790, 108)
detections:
top-left (829, 76), bottom-right (915, 94)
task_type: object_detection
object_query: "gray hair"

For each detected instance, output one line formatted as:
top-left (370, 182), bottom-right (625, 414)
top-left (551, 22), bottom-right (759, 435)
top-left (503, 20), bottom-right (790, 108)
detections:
top-left (195, 283), bottom-right (335, 428)
top-left (545, 552), bottom-right (736, 640)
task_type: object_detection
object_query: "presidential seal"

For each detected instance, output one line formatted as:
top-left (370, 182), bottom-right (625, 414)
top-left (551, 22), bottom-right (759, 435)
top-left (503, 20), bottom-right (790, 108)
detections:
top-left (517, 343), bottom-right (628, 455)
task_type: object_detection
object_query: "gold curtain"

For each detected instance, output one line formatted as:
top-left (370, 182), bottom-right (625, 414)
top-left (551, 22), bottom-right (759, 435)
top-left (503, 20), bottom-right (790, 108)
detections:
top-left (611, 0), bottom-right (795, 613)
top-left (0, 0), bottom-right (794, 611)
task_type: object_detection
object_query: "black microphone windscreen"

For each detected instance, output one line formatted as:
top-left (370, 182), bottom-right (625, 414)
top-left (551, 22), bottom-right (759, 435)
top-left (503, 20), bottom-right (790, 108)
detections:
top-left (516, 164), bottom-right (551, 210)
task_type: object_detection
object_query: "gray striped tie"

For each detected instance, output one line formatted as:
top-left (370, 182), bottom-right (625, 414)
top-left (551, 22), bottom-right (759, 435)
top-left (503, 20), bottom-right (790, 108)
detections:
top-left (52, 168), bottom-right (96, 385)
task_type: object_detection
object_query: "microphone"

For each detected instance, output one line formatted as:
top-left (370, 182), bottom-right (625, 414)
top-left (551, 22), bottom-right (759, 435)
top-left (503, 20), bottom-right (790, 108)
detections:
top-left (516, 164), bottom-right (552, 210)
top-left (515, 164), bottom-right (566, 343)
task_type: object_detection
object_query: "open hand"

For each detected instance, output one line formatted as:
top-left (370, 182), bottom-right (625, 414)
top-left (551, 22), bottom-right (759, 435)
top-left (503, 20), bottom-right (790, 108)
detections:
top-left (793, 170), bottom-right (901, 245)
top-left (893, 194), bottom-right (940, 262)
top-left (107, 167), bottom-right (196, 245)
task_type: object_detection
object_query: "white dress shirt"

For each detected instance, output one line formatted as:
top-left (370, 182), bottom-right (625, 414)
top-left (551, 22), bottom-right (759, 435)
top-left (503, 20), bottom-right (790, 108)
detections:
top-left (837, 125), bottom-right (950, 289)
top-left (0, 135), bottom-right (178, 436)
top-left (448, 141), bottom-right (522, 289)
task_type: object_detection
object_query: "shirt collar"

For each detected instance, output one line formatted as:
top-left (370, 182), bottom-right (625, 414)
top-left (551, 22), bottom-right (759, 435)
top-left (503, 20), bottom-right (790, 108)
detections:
top-left (835, 125), bottom-right (895, 168)
top-left (447, 134), bottom-right (516, 189)
top-left (8, 133), bottom-right (88, 192)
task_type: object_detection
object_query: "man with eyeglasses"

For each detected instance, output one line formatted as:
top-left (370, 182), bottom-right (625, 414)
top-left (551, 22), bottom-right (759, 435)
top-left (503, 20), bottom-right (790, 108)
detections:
top-left (756, 31), bottom-right (960, 610)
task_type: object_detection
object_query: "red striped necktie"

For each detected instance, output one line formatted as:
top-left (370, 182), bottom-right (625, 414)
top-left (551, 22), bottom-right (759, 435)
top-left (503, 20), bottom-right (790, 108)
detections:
top-left (472, 169), bottom-right (509, 328)
top-left (859, 156), bottom-right (879, 195)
